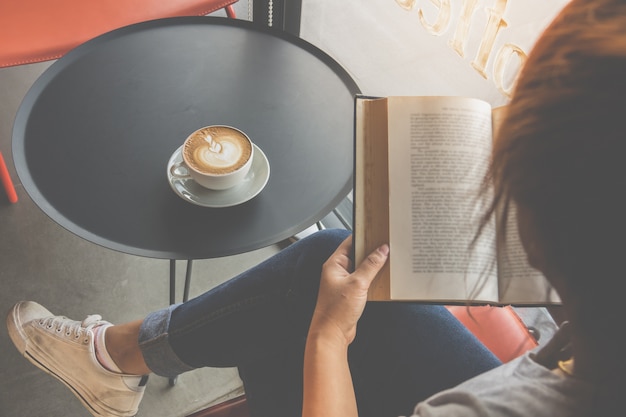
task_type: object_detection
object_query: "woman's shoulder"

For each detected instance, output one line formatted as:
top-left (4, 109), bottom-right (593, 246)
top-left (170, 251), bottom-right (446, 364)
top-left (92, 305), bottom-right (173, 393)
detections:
top-left (411, 353), bottom-right (592, 417)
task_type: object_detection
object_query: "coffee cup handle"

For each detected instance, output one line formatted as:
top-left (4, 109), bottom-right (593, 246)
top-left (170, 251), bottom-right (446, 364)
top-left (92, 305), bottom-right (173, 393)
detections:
top-left (170, 161), bottom-right (192, 179)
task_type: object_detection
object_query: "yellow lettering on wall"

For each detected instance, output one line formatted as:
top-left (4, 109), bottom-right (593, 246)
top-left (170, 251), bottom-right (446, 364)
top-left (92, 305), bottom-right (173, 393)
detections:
top-left (418, 0), bottom-right (452, 35)
top-left (449, 0), bottom-right (480, 57)
top-left (493, 43), bottom-right (526, 97)
top-left (471, 0), bottom-right (509, 78)
top-left (394, 0), bottom-right (526, 98)
top-left (396, 0), bottom-right (417, 10)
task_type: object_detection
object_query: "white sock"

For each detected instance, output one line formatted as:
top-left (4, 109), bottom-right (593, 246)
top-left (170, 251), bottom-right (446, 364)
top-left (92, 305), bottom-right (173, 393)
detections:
top-left (94, 325), bottom-right (123, 373)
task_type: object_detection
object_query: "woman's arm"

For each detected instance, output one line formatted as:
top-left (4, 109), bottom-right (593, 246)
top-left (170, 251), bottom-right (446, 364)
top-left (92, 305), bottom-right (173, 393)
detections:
top-left (303, 328), bottom-right (357, 416)
top-left (303, 236), bottom-right (389, 417)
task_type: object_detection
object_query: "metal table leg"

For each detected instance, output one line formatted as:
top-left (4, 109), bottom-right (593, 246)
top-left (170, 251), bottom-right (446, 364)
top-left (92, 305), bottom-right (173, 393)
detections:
top-left (168, 259), bottom-right (193, 386)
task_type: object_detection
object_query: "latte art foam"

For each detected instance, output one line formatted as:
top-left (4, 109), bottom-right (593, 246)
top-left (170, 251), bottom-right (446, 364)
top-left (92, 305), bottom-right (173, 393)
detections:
top-left (183, 126), bottom-right (252, 175)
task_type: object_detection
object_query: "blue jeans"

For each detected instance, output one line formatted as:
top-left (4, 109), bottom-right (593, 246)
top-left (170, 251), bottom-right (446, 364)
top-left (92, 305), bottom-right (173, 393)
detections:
top-left (138, 229), bottom-right (501, 417)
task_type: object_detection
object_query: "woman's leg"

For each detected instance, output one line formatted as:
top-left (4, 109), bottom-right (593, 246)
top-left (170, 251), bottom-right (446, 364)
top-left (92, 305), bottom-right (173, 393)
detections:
top-left (349, 303), bottom-right (501, 417)
top-left (138, 228), bottom-right (500, 417)
top-left (138, 229), bottom-right (351, 415)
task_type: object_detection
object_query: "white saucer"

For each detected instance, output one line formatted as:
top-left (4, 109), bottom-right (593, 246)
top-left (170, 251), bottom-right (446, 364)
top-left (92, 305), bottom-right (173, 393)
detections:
top-left (167, 144), bottom-right (270, 208)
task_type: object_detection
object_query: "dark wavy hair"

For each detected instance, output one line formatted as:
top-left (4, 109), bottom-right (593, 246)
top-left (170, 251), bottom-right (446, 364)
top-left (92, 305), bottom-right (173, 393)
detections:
top-left (478, 0), bottom-right (626, 414)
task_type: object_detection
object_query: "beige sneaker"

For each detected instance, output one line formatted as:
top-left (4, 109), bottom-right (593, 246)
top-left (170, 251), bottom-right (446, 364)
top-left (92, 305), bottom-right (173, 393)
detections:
top-left (7, 301), bottom-right (147, 417)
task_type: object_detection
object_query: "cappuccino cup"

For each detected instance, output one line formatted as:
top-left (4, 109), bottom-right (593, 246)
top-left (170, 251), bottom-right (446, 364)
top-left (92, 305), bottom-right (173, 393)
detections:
top-left (172, 125), bottom-right (254, 190)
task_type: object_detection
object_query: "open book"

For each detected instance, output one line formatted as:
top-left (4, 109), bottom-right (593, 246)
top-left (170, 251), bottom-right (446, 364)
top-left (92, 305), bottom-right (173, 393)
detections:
top-left (354, 95), bottom-right (560, 305)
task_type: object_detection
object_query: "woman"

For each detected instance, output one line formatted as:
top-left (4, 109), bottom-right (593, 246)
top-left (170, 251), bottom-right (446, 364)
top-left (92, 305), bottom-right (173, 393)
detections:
top-left (7, 0), bottom-right (624, 416)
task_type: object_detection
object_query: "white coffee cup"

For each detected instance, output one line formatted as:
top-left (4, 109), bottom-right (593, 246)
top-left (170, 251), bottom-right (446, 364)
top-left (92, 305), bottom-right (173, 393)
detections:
top-left (171, 125), bottom-right (254, 190)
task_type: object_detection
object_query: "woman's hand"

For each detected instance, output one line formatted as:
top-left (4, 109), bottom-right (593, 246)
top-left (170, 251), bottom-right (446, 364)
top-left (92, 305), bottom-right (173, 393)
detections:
top-left (309, 236), bottom-right (390, 347)
top-left (303, 236), bottom-right (389, 417)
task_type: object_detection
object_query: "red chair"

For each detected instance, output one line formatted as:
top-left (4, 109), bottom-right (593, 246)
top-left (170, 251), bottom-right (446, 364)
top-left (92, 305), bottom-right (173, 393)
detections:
top-left (1, 151), bottom-right (18, 203)
top-left (445, 305), bottom-right (538, 363)
top-left (0, 0), bottom-right (238, 68)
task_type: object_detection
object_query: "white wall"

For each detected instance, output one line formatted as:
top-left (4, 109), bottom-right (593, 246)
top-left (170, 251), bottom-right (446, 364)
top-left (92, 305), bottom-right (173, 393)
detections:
top-left (300, 0), bottom-right (570, 107)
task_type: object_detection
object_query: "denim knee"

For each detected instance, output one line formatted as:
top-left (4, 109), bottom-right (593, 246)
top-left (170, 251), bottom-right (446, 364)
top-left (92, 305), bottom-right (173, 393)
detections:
top-left (298, 228), bottom-right (350, 251)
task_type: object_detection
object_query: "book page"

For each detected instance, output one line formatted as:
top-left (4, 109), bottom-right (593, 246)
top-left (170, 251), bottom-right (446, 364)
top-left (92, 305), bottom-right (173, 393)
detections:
top-left (497, 205), bottom-right (561, 304)
top-left (386, 96), bottom-right (498, 302)
top-left (490, 106), bottom-right (561, 305)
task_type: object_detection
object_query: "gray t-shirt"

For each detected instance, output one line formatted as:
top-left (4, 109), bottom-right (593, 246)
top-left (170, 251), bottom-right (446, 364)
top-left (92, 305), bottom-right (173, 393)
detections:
top-left (412, 352), bottom-right (592, 416)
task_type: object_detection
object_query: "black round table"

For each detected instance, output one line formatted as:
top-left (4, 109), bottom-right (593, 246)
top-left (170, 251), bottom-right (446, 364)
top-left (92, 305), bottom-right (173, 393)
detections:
top-left (13, 17), bottom-right (360, 263)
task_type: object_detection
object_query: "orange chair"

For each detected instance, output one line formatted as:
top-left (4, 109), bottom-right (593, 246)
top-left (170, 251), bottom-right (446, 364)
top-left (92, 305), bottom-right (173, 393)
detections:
top-left (185, 305), bottom-right (539, 417)
top-left (1, 151), bottom-right (18, 203)
top-left (445, 305), bottom-right (538, 362)
top-left (0, 0), bottom-right (238, 68)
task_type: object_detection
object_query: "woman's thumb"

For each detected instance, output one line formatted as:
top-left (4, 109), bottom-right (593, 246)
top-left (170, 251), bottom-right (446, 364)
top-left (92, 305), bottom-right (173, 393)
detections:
top-left (354, 244), bottom-right (389, 283)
